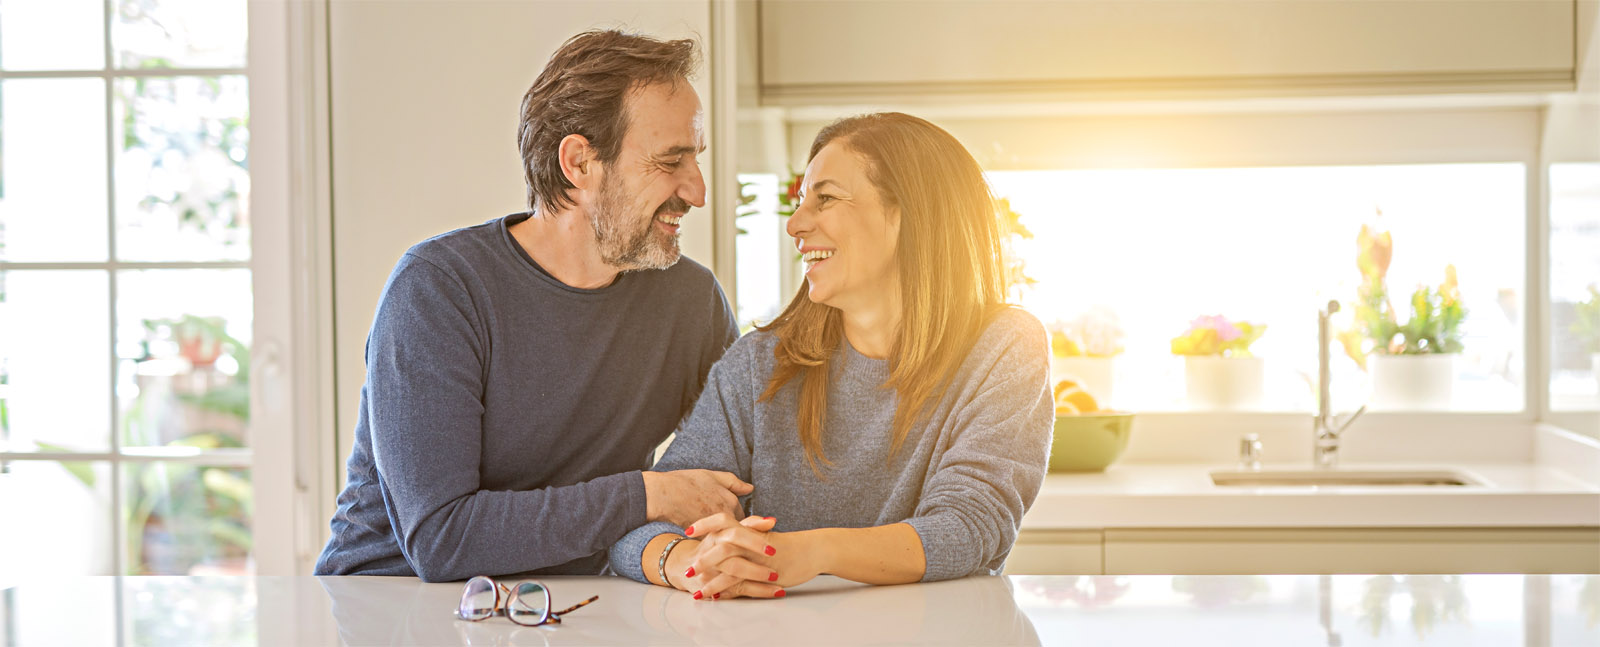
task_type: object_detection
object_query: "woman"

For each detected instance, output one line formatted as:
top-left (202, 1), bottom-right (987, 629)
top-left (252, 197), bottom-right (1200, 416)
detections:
top-left (608, 112), bottom-right (1053, 600)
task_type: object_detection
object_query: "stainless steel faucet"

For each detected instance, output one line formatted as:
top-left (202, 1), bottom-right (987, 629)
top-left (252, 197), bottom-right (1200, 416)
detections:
top-left (1315, 300), bottom-right (1366, 469)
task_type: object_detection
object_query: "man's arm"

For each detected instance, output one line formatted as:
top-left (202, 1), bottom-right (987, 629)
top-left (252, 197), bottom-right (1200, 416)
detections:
top-left (364, 255), bottom-right (652, 582)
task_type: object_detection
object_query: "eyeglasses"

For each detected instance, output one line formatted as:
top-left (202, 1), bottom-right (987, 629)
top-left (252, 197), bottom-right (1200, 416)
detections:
top-left (453, 576), bottom-right (599, 627)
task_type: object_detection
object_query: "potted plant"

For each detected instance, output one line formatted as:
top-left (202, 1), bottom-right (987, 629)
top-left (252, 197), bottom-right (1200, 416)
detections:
top-left (1572, 284), bottom-right (1600, 394)
top-left (1338, 223), bottom-right (1465, 410)
top-left (1048, 306), bottom-right (1124, 405)
top-left (1172, 314), bottom-right (1268, 410)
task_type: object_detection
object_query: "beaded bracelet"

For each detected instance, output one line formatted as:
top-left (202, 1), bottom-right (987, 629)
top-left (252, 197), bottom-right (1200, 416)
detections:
top-left (657, 535), bottom-right (689, 588)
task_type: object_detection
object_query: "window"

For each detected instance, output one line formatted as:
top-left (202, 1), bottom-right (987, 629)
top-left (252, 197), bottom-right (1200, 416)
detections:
top-left (735, 173), bottom-right (799, 329)
top-left (1549, 162), bottom-right (1600, 412)
top-left (731, 157), bottom-right (1530, 414)
top-left (0, 0), bottom-right (252, 578)
top-left (989, 163), bottom-right (1526, 413)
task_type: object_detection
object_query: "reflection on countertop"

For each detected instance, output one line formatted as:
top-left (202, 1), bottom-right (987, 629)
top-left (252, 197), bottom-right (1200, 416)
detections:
top-left (0, 573), bottom-right (1595, 646)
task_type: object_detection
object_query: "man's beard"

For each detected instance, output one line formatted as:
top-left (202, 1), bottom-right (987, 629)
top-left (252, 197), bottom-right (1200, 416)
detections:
top-left (589, 174), bottom-right (686, 272)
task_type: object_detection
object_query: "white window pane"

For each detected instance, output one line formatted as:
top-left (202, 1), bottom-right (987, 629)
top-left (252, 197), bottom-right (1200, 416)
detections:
top-left (990, 163), bottom-right (1525, 413)
top-left (0, 271), bottom-right (111, 452)
top-left (116, 269), bottom-right (251, 448)
top-left (0, 461), bottom-right (114, 581)
top-left (113, 0), bottom-right (246, 69)
top-left (1549, 162), bottom-right (1600, 411)
top-left (0, 79), bottom-right (110, 262)
top-left (123, 463), bottom-right (252, 575)
top-left (736, 173), bottom-right (787, 327)
top-left (0, 0), bottom-right (105, 71)
top-left (113, 76), bottom-right (250, 262)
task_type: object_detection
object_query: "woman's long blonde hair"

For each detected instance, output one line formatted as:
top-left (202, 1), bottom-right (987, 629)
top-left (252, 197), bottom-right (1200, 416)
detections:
top-left (756, 113), bottom-right (1010, 476)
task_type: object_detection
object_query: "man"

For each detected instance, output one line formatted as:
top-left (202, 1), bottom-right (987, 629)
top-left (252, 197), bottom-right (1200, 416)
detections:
top-left (315, 30), bottom-right (749, 582)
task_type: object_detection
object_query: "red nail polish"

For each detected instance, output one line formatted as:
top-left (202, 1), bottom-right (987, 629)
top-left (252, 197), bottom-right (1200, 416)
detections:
top-left (693, 591), bottom-right (703, 600)
top-left (764, 545), bottom-right (776, 556)
top-left (713, 593), bottom-right (721, 599)
top-left (684, 566), bottom-right (695, 578)
top-left (685, 526), bottom-right (695, 536)
top-left (774, 590), bottom-right (786, 598)
top-left (765, 516), bottom-right (775, 520)
top-left (768, 572), bottom-right (779, 582)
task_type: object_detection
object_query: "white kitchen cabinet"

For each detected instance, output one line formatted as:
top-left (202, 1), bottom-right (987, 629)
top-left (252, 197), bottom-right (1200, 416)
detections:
top-left (760, 0), bottom-right (1576, 104)
top-left (1004, 527), bottom-right (1600, 575)
top-left (1004, 530), bottom-right (1105, 575)
top-left (1101, 527), bottom-right (1600, 575)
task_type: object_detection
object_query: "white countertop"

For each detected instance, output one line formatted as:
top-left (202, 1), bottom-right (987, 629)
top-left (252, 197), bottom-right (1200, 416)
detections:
top-left (3, 574), bottom-right (1595, 646)
top-left (1022, 462), bottom-right (1600, 529)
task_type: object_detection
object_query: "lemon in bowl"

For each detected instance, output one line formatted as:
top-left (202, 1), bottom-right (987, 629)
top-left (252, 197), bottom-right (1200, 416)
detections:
top-left (1048, 380), bottom-right (1135, 473)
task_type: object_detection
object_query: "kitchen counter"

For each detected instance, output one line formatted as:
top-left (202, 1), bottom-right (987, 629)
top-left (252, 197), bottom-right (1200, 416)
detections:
top-left (2, 574), bottom-right (1595, 646)
top-left (1021, 462), bottom-right (1600, 529)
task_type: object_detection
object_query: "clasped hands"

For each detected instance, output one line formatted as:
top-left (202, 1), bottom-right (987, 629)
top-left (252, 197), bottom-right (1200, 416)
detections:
top-left (662, 513), bottom-right (822, 601)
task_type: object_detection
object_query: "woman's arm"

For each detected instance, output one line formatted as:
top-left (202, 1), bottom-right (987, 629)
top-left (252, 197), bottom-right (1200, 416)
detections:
top-left (774, 523), bottom-right (925, 585)
top-left (682, 313), bottom-right (1053, 596)
top-left (902, 312), bottom-right (1053, 581)
top-left (607, 338), bottom-right (762, 583)
top-left (672, 518), bottom-right (924, 600)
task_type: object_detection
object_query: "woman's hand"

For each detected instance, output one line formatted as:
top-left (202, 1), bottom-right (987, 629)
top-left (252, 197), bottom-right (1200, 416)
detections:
top-left (669, 513), bottom-right (782, 600)
top-left (673, 513), bottom-right (825, 600)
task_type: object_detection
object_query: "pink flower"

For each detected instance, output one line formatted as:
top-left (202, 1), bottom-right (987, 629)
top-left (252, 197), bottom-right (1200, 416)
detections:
top-left (1190, 315), bottom-right (1242, 342)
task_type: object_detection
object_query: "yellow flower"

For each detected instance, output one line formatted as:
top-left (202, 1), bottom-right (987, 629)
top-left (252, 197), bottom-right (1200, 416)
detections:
top-left (1356, 224), bottom-right (1392, 281)
top-left (1051, 331), bottom-right (1083, 357)
top-left (1440, 264), bottom-right (1460, 306)
top-left (1337, 329), bottom-right (1368, 370)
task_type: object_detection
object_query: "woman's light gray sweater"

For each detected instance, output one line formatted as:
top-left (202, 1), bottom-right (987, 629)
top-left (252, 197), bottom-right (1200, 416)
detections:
top-left (608, 308), bottom-right (1054, 583)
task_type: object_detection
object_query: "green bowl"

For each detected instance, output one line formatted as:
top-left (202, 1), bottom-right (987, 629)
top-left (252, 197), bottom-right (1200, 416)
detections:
top-left (1048, 412), bottom-right (1135, 473)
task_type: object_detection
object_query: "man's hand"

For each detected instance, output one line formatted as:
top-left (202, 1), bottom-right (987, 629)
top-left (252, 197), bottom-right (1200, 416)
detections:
top-left (641, 470), bottom-right (753, 527)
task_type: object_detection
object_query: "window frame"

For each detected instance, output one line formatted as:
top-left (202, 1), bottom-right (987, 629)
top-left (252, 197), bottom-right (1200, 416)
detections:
top-left (244, 0), bottom-right (337, 576)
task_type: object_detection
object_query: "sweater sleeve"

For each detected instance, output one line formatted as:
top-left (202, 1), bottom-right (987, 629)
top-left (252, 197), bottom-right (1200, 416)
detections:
top-left (367, 254), bottom-right (647, 583)
top-left (904, 312), bottom-right (1054, 582)
top-left (608, 338), bottom-right (759, 583)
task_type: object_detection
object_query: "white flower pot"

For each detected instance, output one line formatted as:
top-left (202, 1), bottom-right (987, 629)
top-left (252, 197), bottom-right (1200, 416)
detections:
top-left (1051, 356), bottom-right (1115, 406)
top-left (1184, 356), bottom-right (1265, 411)
top-left (1369, 353), bottom-right (1455, 411)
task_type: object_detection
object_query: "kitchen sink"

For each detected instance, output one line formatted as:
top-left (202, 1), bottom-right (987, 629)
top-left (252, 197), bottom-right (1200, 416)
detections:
top-left (1210, 468), bottom-right (1483, 487)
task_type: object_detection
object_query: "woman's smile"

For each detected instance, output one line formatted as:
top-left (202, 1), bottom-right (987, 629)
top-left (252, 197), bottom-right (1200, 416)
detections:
top-left (801, 248), bottom-right (835, 272)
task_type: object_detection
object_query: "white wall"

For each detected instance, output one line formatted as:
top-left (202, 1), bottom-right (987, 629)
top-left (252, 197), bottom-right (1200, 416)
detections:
top-left (328, 0), bottom-right (714, 484)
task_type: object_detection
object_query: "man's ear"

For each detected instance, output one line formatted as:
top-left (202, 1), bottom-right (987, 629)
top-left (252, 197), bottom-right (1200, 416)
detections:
top-left (558, 133), bottom-right (597, 191)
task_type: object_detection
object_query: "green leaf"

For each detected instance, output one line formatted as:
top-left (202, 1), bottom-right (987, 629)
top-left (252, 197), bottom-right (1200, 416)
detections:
top-left (1569, 285), bottom-right (1600, 353)
top-left (202, 469), bottom-right (252, 512)
top-left (175, 384), bottom-right (249, 421)
top-left (35, 441), bottom-right (96, 488)
top-left (171, 431), bottom-right (245, 451)
top-left (207, 518), bottom-right (253, 552)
